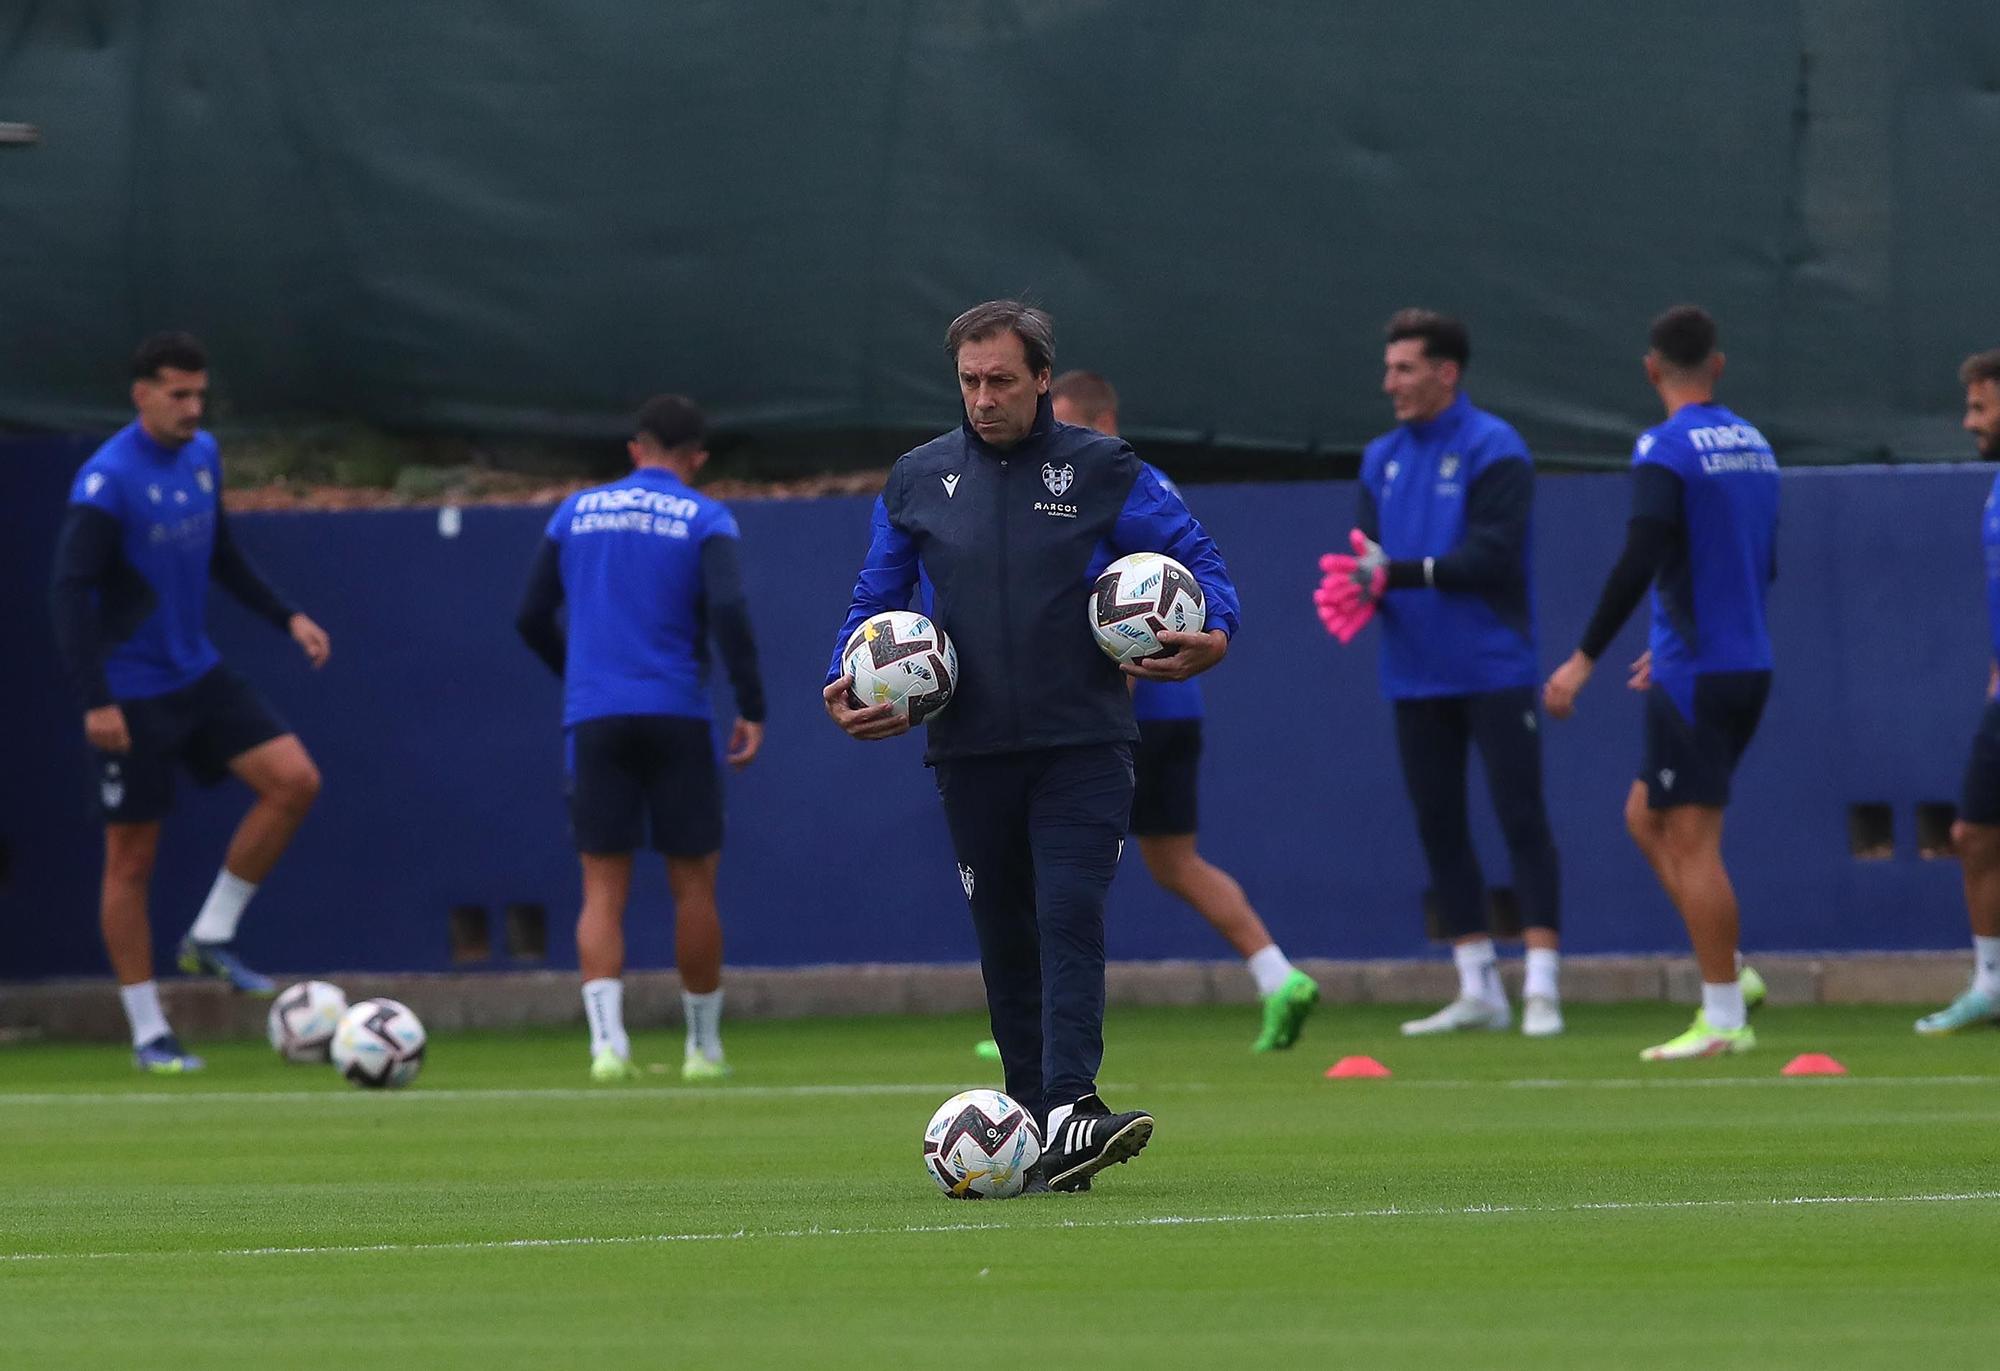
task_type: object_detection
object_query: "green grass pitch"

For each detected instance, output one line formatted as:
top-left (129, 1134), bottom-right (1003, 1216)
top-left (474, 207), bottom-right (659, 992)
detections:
top-left (4, 1002), bottom-right (1998, 1368)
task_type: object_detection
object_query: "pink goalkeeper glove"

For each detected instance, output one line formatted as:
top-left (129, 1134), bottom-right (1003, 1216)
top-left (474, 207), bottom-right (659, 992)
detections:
top-left (1313, 530), bottom-right (1388, 644)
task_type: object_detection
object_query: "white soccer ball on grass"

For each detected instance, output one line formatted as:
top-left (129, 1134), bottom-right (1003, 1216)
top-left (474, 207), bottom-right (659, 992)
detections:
top-left (266, 980), bottom-right (349, 1063)
top-left (1089, 552), bottom-right (1206, 662)
top-left (330, 997), bottom-right (427, 1089)
top-left (922, 1089), bottom-right (1042, 1199)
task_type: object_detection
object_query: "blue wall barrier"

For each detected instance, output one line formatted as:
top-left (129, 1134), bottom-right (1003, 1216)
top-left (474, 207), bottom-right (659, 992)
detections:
top-left (2, 440), bottom-right (1990, 980)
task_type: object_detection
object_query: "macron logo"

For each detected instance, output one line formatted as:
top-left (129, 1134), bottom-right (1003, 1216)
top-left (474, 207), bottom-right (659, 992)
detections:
top-left (941, 473), bottom-right (960, 498)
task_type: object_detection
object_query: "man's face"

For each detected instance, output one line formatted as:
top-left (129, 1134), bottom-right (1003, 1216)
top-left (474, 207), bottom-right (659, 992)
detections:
top-left (1967, 379), bottom-right (2000, 461)
top-left (1382, 339), bottom-right (1456, 424)
top-left (132, 366), bottom-right (207, 445)
top-left (958, 331), bottom-right (1048, 449)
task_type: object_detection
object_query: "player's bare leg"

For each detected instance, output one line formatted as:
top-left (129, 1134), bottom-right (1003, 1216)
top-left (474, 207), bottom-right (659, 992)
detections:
top-left (104, 821), bottom-right (198, 1070)
top-left (668, 852), bottom-right (729, 1079)
top-left (179, 736), bottom-right (320, 996)
top-left (1138, 835), bottom-right (1270, 957)
top-left (1917, 821), bottom-right (2000, 1033)
top-left (578, 853), bottom-right (633, 981)
top-left (1139, 834), bottom-right (1318, 1050)
top-left (220, 735), bottom-right (321, 882)
top-left (1627, 786), bottom-right (1755, 1059)
top-left (102, 822), bottom-right (161, 988)
top-left (578, 852), bottom-right (637, 1079)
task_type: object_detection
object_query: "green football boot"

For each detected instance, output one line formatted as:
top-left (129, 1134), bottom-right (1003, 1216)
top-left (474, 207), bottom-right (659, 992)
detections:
top-left (1252, 969), bottom-right (1321, 1052)
top-left (681, 1052), bottom-right (731, 1083)
top-left (589, 1049), bottom-right (640, 1083)
top-left (1640, 1012), bottom-right (1756, 1062)
top-left (1739, 964), bottom-right (1767, 1014)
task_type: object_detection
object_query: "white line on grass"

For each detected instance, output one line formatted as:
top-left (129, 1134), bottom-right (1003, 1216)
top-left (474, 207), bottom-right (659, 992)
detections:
top-left (1, 1075), bottom-right (1991, 1107)
top-left (6, 1189), bottom-right (1997, 1266)
top-left (0, 1082), bottom-right (1000, 1107)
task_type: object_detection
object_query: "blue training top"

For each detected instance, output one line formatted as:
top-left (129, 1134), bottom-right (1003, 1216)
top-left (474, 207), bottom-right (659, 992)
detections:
top-left (1633, 402), bottom-right (1780, 702)
top-left (1130, 463), bottom-right (1203, 723)
top-left (1359, 393), bottom-right (1539, 699)
top-left (67, 422), bottom-right (225, 699)
top-left (544, 467), bottom-right (741, 727)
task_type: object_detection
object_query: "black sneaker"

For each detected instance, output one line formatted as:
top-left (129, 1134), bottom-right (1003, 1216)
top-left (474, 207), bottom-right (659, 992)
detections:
top-left (1034, 1095), bottom-right (1152, 1193)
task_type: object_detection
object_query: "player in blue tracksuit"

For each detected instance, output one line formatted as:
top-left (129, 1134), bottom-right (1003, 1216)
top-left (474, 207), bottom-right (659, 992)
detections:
top-left (1346, 310), bottom-right (1565, 1038)
top-left (1545, 306), bottom-right (1779, 1060)
top-left (1915, 348), bottom-right (2000, 1036)
top-left (48, 333), bottom-right (331, 1073)
top-left (1050, 370), bottom-right (1318, 1053)
top-left (516, 395), bottom-right (766, 1083)
top-left (823, 302), bottom-right (1240, 1192)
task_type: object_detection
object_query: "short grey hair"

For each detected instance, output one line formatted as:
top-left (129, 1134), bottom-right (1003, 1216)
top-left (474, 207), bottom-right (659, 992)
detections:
top-left (945, 299), bottom-right (1054, 376)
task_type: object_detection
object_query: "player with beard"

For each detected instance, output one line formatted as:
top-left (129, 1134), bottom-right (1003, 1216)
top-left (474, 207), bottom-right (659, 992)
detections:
top-left (1917, 349), bottom-right (2000, 1034)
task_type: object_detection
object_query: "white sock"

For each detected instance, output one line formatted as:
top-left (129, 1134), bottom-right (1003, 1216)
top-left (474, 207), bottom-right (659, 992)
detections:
top-left (683, 989), bottom-right (724, 1062)
top-left (1973, 936), bottom-right (2000, 998)
top-left (119, 981), bottom-right (170, 1048)
top-left (1246, 945), bottom-right (1296, 997)
top-left (1452, 938), bottom-right (1501, 1005)
top-left (1701, 979), bottom-right (1747, 1031)
top-left (582, 978), bottom-right (628, 1059)
top-left (187, 869), bottom-right (258, 944)
top-left (1523, 947), bottom-right (1561, 1002)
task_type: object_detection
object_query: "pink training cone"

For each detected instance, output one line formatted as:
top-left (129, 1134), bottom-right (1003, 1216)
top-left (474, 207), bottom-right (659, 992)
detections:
top-left (1780, 1053), bottom-right (1848, 1076)
top-left (1324, 1056), bottom-right (1393, 1079)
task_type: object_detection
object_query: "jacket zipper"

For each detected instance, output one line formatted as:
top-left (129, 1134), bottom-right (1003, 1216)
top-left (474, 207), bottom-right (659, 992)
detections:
top-left (995, 457), bottom-right (1022, 740)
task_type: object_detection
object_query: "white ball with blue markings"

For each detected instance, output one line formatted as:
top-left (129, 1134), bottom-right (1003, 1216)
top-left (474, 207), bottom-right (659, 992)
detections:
top-left (267, 980), bottom-right (348, 1063)
top-left (843, 610), bottom-right (958, 725)
top-left (1090, 552), bottom-right (1206, 662)
top-left (923, 1089), bottom-right (1042, 1199)
top-left (330, 997), bottom-right (427, 1089)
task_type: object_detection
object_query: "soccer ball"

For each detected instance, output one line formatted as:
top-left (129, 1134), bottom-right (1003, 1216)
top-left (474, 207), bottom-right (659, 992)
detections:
top-left (266, 980), bottom-right (348, 1063)
top-left (843, 610), bottom-right (958, 724)
top-left (922, 1089), bottom-right (1042, 1199)
top-left (330, 998), bottom-right (427, 1089)
top-left (1090, 552), bottom-right (1206, 662)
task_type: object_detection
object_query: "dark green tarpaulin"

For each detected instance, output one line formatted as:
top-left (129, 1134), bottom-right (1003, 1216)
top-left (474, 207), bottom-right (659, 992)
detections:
top-left (1, 2), bottom-right (1994, 462)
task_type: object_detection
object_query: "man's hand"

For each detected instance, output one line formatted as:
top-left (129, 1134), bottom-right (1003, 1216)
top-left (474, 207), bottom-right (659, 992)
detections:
top-left (725, 718), bottom-right (764, 770)
top-left (1628, 650), bottom-right (1652, 693)
top-left (85, 704), bottom-right (131, 753)
top-left (1122, 628), bottom-right (1229, 682)
top-left (823, 676), bottom-right (912, 740)
top-left (289, 613), bottom-right (331, 669)
top-left (1542, 650), bottom-right (1594, 720)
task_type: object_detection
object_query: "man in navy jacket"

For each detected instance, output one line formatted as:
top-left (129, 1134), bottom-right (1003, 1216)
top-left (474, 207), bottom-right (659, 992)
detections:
top-left (824, 300), bottom-right (1239, 1191)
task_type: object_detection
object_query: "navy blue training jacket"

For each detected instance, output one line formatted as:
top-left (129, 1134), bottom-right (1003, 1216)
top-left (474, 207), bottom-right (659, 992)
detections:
top-left (828, 394), bottom-right (1240, 763)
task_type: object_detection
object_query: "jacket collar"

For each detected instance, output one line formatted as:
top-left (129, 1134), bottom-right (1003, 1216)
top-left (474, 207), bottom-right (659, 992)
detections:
top-left (1403, 391), bottom-right (1470, 442)
top-left (960, 391), bottom-right (1057, 457)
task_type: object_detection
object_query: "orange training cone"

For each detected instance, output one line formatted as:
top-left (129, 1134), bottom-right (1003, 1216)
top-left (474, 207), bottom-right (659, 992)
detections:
top-left (1325, 1056), bottom-right (1392, 1079)
top-left (1780, 1053), bottom-right (1848, 1076)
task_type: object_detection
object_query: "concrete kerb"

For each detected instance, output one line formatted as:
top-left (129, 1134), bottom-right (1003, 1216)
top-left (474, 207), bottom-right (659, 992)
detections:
top-left (0, 953), bottom-right (1975, 1043)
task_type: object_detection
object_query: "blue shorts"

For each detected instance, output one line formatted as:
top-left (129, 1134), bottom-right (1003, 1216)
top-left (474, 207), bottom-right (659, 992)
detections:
top-left (1958, 700), bottom-right (2000, 826)
top-left (91, 665), bottom-right (289, 825)
top-left (566, 714), bottom-right (721, 856)
top-left (1130, 719), bottom-right (1201, 837)
top-left (1641, 671), bottom-right (1770, 810)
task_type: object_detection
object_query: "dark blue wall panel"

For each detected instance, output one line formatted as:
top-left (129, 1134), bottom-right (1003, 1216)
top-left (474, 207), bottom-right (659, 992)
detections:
top-left (2, 440), bottom-right (1989, 980)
